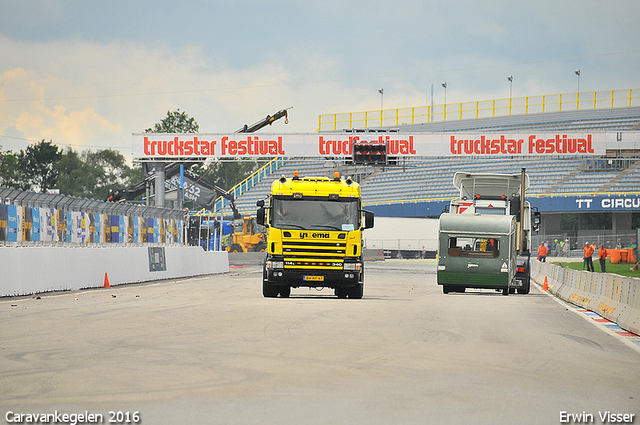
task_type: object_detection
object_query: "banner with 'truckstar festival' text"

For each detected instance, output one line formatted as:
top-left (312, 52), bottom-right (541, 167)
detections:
top-left (132, 132), bottom-right (609, 160)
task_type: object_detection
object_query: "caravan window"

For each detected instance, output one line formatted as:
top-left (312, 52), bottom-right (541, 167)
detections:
top-left (448, 237), bottom-right (499, 258)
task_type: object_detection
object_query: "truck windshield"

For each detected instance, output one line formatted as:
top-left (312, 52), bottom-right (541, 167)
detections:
top-left (271, 198), bottom-right (359, 231)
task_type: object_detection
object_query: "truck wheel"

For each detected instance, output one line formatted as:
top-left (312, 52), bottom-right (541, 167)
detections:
top-left (348, 284), bottom-right (364, 299)
top-left (509, 288), bottom-right (516, 294)
top-left (279, 286), bottom-right (291, 298)
top-left (502, 287), bottom-right (509, 296)
top-left (254, 242), bottom-right (267, 252)
top-left (335, 288), bottom-right (348, 299)
top-left (229, 243), bottom-right (244, 253)
top-left (263, 281), bottom-right (279, 298)
top-left (517, 279), bottom-right (531, 294)
top-left (442, 285), bottom-right (450, 294)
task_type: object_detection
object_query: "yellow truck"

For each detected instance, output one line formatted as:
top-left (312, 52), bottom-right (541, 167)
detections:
top-left (256, 172), bottom-right (374, 298)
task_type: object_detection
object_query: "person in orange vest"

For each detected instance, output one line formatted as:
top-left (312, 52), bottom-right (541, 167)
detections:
top-left (537, 242), bottom-right (548, 262)
top-left (583, 242), bottom-right (595, 272)
top-left (598, 244), bottom-right (607, 273)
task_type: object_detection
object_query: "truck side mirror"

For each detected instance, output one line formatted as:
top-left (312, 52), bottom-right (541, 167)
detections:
top-left (256, 199), bottom-right (264, 207)
top-left (363, 210), bottom-right (374, 229)
top-left (532, 211), bottom-right (541, 232)
top-left (256, 207), bottom-right (266, 226)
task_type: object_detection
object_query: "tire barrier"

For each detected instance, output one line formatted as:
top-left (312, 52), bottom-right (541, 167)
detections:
top-left (531, 261), bottom-right (640, 336)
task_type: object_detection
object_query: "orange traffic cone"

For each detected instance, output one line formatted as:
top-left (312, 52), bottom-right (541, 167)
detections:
top-left (542, 276), bottom-right (549, 291)
top-left (104, 272), bottom-right (111, 288)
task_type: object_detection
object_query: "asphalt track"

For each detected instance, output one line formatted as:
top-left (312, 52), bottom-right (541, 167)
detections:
top-left (1, 260), bottom-right (639, 425)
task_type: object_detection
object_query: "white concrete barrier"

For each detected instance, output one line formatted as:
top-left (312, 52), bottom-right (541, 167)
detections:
top-left (363, 248), bottom-right (385, 261)
top-left (228, 252), bottom-right (266, 266)
top-left (531, 261), bottom-right (640, 335)
top-left (0, 246), bottom-right (229, 297)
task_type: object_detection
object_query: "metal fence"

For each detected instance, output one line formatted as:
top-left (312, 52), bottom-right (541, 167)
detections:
top-left (0, 187), bottom-right (185, 247)
top-left (532, 231), bottom-right (638, 259)
top-left (318, 88), bottom-right (640, 131)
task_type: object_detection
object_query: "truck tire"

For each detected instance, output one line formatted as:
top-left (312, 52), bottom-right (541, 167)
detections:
top-left (442, 285), bottom-right (451, 294)
top-left (348, 284), bottom-right (364, 299)
top-left (279, 286), bottom-right (291, 298)
top-left (229, 243), bottom-right (244, 253)
top-left (263, 281), bottom-right (279, 298)
top-left (262, 265), bottom-right (278, 297)
top-left (502, 287), bottom-right (509, 296)
top-left (335, 288), bottom-right (348, 299)
top-left (254, 242), bottom-right (267, 252)
top-left (517, 278), bottom-right (531, 294)
top-left (518, 270), bottom-right (531, 295)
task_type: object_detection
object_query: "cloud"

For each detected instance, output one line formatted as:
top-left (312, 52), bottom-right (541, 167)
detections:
top-left (1, 0), bottom-right (640, 160)
top-left (0, 66), bottom-right (122, 152)
top-left (15, 103), bottom-right (122, 147)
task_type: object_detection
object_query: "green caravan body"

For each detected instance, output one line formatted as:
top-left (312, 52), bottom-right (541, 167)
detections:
top-left (257, 172), bottom-right (374, 299)
top-left (446, 171), bottom-right (540, 294)
top-left (437, 213), bottom-right (517, 295)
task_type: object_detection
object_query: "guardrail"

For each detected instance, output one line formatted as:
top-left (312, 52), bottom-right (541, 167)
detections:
top-left (319, 88), bottom-right (640, 131)
top-left (531, 261), bottom-right (640, 336)
top-left (0, 187), bottom-right (185, 246)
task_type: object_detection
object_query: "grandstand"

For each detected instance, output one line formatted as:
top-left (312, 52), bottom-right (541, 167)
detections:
top-left (216, 95), bottom-right (640, 247)
top-left (224, 107), bottom-right (640, 211)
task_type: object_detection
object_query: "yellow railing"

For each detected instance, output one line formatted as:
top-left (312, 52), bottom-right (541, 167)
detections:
top-left (318, 88), bottom-right (640, 132)
top-left (211, 157), bottom-right (287, 214)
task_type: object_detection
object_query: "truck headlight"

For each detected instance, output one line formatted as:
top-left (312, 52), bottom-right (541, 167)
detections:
top-left (343, 262), bottom-right (361, 271)
top-left (267, 260), bottom-right (284, 269)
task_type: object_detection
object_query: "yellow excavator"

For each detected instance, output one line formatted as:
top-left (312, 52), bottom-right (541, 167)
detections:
top-left (226, 216), bottom-right (267, 252)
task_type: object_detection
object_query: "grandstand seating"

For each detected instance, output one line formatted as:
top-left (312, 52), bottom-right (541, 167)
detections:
top-left (226, 155), bottom-right (638, 216)
top-left (220, 106), bottom-right (640, 217)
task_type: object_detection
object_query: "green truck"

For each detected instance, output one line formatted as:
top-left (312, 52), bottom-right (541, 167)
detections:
top-left (437, 213), bottom-right (517, 295)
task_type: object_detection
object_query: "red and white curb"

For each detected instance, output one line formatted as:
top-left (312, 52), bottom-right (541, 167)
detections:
top-left (534, 281), bottom-right (640, 354)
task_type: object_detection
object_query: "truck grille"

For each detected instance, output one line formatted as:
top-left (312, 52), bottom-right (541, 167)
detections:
top-left (283, 240), bottom-right (346, 270)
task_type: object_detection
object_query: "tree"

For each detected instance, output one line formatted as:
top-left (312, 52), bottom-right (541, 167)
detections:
top-left (57, 148), bottom-right (139, 200)
top-left (56, 147), bottom-right (87, 196)
top-left (17, 140), bottom-right (62, 192)
top-left (145, 109), bottom-right (199, 133)
top-left (0, 147), bottom-right (20, 188)
top-left (84, 149), bottom-right (135, 200)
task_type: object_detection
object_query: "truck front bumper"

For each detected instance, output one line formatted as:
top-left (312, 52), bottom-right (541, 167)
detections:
top-left (265, 255), bottom-right (363, 288)
top-left (265, 268), bottom-right (362, 288)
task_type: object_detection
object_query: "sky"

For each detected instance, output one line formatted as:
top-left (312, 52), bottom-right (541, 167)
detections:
top-left (1, 0), bottom-right (639, 160)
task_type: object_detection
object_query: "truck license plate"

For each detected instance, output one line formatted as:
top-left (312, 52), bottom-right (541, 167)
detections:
top-left (304, 275), bottom-right (324, 282)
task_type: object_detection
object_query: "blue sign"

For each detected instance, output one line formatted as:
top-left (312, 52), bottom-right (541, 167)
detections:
top-left (7, 205), bottom-right (18, 242)
top-left (529, 195), bottom-right (640, 212)
top-left (32, 207), bottom-right (41, 241)
top-left (366, 193), bottom-right (640, 217)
